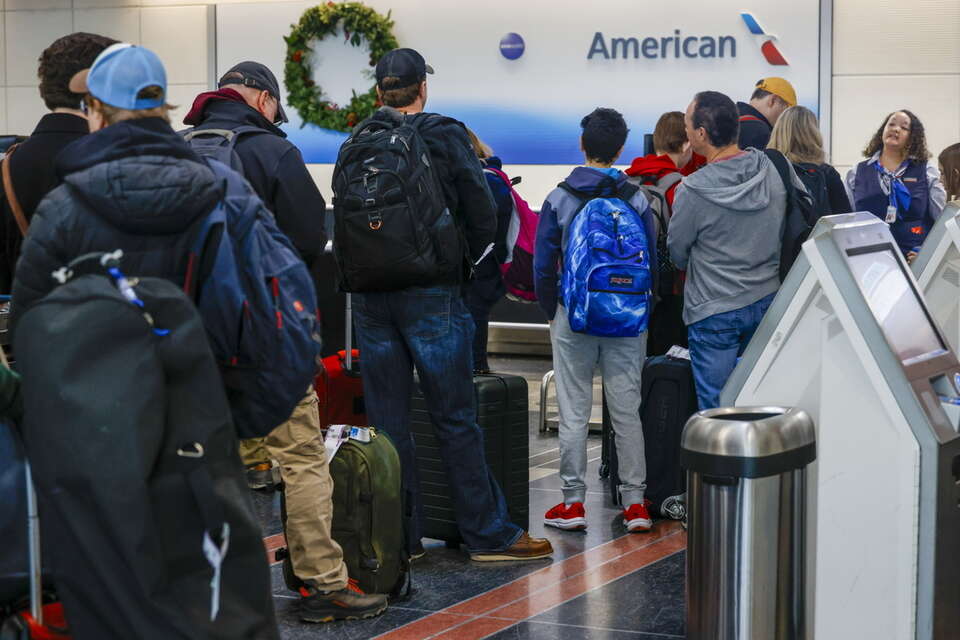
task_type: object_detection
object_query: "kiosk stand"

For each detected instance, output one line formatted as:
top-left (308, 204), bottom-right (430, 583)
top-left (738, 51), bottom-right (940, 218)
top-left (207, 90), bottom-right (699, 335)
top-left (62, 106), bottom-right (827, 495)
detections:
top-left (720, 212), bottom-right (960, 640)
top-left (912, 202), bottom-right (960, 352)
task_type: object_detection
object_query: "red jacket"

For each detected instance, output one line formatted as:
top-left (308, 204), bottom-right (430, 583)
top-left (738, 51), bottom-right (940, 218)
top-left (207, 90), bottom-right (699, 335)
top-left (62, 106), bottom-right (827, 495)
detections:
top-left (625, 154), bottom-right (684, 205)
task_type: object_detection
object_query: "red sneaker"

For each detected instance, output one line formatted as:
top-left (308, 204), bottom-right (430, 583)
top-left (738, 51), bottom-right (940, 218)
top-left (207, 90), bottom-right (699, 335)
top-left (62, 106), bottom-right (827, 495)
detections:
top-left (623, 502), bottom-right (652, 532)
top-left (544, 502), bottom-right (587, 530)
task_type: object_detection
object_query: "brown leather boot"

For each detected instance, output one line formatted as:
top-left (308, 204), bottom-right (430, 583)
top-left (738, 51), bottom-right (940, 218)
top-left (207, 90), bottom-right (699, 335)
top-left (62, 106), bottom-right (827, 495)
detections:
top-left (470, 532), bottom-right (554, 562)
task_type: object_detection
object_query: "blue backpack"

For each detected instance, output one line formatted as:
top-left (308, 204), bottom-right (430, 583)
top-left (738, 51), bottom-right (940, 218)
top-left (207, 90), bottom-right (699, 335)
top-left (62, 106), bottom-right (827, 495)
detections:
top-left (559, 181), bottom-right (653, 338)
top-left (185, 159), bottom-right (320, 439)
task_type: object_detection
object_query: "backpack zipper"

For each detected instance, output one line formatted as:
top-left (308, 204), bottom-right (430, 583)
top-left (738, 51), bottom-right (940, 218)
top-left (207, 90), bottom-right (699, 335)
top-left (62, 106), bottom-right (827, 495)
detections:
top-left (611, 211), bottom-right (623, 253)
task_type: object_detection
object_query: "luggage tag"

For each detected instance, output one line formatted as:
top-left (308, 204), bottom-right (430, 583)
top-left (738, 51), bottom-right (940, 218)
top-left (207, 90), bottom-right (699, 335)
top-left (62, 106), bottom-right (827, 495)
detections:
top-left (324, 424), bottom-right (351, 460)
top-left (885, 205), bottom-right (897, 224)
top-left (666, 345), bottom-right (691, 361)
top-left (203, 522), bottom-right (231, 621)
top-left (349, 426), bottom-right (371, 443)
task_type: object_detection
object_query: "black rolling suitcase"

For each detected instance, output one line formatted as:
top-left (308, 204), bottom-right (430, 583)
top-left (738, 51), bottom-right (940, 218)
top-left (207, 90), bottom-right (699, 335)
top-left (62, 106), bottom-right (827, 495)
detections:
top-left (411, 373), bottom-right (529, 544)
top-left (602, 355), bottom-right (698, 516)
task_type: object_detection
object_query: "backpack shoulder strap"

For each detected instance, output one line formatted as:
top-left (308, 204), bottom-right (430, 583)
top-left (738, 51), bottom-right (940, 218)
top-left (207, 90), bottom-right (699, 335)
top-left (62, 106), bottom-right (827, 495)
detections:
top-left (557, 181), bottom-right (585, 200)
top-left (1, 144), bottom-right (27, 237)
top-left (557, 181), bottom-right (593, 218)
top-left (655, 171), bottom-right (683, 192)
top-left (616, 181), bottom-right (640, 203)
top-left (483, 166), bottom-right (511, 187)
top-left (764, 149), bottom-right (794, 198)
top-left (182, 127), bottom-right (235, 143)
top-left (638, 185), bottom-right (667, 222)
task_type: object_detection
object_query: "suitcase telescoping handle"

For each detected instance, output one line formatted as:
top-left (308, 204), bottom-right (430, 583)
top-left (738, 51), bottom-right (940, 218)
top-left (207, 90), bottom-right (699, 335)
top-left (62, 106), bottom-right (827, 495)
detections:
top-left (0, 293), bottom-right (41, 623)
top-left (345, 293), bottom-right (353, 371)
top-left (325, 210), bottom-right (357, 373)
top-left (25, 461), bottom-right (42, 625)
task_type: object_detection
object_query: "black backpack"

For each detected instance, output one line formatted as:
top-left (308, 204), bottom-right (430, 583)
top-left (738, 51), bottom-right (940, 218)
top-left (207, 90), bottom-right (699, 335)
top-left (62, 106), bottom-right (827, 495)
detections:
top-left (765, 150), bottom-right (818, 282)
top-left (792, 161), bottom-right (832, 217)
top-left (332, 110), bottom-right (462, 292)
top-left (14, 252), bottom-right (279, 640)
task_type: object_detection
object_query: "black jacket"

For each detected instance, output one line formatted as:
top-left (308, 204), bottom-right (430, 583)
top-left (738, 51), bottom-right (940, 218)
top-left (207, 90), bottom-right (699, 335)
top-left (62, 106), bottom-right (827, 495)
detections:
top-left (11, 117), bottom-right (223, 330)
top-left (188, 98), bottom-right (326, 269)
top-left (413, 111), bottom-right (497, 265)
top-left (0, 113), bottom-right (89, 292)
top-left (736, 102), bottom-right (772, 151)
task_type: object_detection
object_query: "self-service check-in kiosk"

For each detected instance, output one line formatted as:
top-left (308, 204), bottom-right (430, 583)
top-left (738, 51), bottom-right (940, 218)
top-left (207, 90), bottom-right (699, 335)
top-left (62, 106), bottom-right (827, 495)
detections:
top-left (720, 212), bottom-right (960, 639)
top-left (912, 202), bottom-right (960, 352)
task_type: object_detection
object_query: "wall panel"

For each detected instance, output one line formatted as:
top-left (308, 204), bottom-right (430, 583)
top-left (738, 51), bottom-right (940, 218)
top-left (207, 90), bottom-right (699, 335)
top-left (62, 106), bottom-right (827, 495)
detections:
top-left (5, 10), bottom-right (71, 87)
top-left (832, 74), bottom-right (960, 168)
top-left (74, 8), bottom-right (141, 44)
top-left (141, 5), bottom-right (210, 85)
top-left (834, 0), bottom-right (960, 75)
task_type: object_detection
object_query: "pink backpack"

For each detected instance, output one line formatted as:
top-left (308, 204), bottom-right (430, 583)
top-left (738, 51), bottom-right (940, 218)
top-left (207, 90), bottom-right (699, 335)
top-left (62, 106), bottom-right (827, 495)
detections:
top-left (484, 166), bottom-right (539, 302)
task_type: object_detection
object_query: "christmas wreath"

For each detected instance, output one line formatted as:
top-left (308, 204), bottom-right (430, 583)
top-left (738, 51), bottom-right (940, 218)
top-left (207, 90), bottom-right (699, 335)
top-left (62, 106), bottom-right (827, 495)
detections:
top-left (284, 2), bottom-right (398, 131)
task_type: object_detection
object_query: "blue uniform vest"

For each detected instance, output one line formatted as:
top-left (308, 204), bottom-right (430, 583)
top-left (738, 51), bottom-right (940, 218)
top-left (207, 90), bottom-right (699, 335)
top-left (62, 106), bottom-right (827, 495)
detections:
top-left (853, 159), bottom-right (929, 253)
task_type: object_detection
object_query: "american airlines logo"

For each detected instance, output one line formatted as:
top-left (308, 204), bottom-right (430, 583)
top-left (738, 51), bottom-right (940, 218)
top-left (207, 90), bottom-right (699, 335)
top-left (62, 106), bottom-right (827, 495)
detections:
top-left (740, 12), bottom-right (789, 65)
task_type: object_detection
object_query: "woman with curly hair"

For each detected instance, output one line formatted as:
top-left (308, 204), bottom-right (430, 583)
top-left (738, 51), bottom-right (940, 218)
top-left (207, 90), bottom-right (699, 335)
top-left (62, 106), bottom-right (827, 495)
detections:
top-left (845, 110), bottom-right (947, 261)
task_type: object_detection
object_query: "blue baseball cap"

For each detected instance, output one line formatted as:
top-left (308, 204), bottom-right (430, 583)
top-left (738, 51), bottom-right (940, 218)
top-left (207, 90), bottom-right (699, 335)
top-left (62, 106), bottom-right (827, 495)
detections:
top-left (68, 43), bottom-right (167, 110)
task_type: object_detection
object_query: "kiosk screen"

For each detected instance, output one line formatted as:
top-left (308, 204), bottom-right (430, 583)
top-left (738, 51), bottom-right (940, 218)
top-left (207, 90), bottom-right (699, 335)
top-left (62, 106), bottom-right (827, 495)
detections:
top-left (847, 246), bottom-right (947, 365)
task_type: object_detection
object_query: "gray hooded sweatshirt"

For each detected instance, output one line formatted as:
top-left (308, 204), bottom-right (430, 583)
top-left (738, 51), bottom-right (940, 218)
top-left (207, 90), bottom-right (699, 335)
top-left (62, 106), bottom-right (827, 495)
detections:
top-left (668, 148), bottom-right (802, 325)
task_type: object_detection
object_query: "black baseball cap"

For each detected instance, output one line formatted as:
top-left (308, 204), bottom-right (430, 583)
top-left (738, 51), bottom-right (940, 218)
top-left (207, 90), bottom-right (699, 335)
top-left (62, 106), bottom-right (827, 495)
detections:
top-left (218, 61), bottom-right (287, 123)
top-left (375, 48), bottom-right (434, 89)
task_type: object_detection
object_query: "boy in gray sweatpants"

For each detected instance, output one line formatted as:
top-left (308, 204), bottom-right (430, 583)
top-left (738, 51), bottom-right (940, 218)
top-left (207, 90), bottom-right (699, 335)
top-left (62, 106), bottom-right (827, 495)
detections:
top-left (533, 108), bottom-right (658, 533)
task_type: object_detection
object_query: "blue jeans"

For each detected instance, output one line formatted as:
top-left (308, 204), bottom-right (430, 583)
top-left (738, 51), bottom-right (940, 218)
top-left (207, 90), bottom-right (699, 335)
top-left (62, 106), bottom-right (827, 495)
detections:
top-left (687, 293), bottom-right (775, 410)
top-left (352, 285), bottom-right (522, 554)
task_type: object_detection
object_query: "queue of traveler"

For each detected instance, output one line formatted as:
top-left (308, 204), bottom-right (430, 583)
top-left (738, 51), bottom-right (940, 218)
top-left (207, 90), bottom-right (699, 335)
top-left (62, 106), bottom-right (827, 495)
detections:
top-left (0, 29), bottom-right (955, 639)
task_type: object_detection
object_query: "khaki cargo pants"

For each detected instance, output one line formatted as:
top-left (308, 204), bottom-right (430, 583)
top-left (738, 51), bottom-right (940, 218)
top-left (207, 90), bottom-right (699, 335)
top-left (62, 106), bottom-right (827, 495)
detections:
top-left (265, 388), bottom-right (348, 592)
top-left (238, 437), bottom-right (270, 467)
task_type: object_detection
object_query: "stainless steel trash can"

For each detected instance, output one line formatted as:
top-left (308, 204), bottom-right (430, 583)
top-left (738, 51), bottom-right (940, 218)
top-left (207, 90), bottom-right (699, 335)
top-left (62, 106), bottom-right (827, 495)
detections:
top-left (681, 406), bottom-right (816, 640)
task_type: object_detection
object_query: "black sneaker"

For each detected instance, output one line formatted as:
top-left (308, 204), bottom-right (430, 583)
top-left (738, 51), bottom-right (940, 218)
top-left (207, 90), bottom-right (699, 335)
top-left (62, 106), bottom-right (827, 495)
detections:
top-left (299, 580), bottom-right (388, 623)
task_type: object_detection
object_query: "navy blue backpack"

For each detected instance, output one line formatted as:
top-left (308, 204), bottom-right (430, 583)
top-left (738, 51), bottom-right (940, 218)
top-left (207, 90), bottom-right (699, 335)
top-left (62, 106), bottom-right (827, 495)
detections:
top-left (185, 159), bottom-right (320, 439)
top-left (559, 181), bottom-right (653, 338)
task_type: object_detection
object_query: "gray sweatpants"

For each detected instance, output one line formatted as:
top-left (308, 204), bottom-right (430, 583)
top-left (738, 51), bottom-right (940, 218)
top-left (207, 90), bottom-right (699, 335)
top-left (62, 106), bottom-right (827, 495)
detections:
top-left (550, 307), bottom-right (647, 507)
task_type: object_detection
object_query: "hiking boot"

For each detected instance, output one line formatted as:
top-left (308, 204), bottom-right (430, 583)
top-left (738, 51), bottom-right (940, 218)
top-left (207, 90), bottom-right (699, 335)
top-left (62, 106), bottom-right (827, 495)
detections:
top-left (298, 580), bottom-right (388, 623)
top-left (543, 502), bottom-right (587, 530)
top-left (470, 532), bottom-right (553, 562)
top-left (623, 502), bottom-right (653, 533)
top-left (245, 463), bottom-right (274, 491)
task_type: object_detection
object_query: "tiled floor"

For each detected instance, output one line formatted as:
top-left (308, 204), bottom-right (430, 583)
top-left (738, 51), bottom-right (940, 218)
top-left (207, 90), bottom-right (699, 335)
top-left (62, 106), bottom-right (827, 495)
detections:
top-left (255, 356), bottom-right (687, 640)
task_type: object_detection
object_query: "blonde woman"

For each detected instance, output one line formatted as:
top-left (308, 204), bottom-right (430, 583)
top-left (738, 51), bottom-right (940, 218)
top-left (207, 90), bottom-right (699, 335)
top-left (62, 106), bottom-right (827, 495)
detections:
top-left (768, 105), bottom-right (851, 216)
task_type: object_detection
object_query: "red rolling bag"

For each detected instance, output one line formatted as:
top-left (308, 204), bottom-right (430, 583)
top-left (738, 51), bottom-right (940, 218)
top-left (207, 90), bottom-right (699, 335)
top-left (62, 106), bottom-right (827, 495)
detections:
top-left (315, 294), bottom-right (366, 428)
